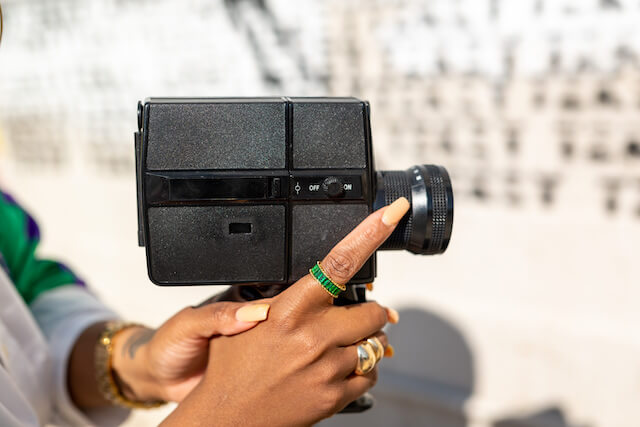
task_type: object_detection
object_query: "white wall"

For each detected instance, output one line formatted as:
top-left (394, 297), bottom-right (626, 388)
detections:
top-left (1, 1), bottom-right (639, 425)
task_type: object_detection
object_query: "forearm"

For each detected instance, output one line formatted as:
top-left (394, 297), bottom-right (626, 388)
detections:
top-left (67, 321), bottom-right (158, 409)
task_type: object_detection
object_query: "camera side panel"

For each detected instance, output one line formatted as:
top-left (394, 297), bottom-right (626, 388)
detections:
top-left (147, 205), bottom-right (286, 284)
top-left (290, 203), bottom-right (374, 283)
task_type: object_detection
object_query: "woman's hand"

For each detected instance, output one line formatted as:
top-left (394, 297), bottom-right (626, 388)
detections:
top-left (162, 197), bottom-right (409, 426)
top-left (109, 300), bottom-right (272, 403)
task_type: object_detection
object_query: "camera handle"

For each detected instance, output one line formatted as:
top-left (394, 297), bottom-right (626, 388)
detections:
top-left (211, 284), bottom-right (375, 413)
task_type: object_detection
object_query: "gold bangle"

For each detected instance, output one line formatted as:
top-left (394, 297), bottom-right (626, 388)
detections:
top-left (95, 321), bottom-right (166, 409)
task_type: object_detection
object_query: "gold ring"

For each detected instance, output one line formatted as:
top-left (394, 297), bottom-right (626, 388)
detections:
top-left (367, 337), bottom-right (384, 361)
top-left (355, 341), bottom-right (377, 375)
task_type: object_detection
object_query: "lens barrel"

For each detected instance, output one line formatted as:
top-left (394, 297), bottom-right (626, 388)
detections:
top-left (375, 165), bottom-right (453, 255)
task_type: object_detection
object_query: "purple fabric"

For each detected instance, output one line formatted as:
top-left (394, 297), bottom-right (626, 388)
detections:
top-left (59, 263), bottom-right (86, 287)
top-left (0, 190), bottom-right (17, 205)
top-left (1, 188), bottom-right (85, 288)
top-left (1, 190), bottom-right (41, 240)
top-left (26, 215), bottom-right (41, 240)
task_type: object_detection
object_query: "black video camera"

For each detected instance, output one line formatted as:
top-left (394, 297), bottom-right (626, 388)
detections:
top-left (134, 97), bottom-right (453, 293)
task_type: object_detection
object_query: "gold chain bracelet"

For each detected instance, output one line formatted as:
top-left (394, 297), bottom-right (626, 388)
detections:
top-left (95, 321), bottom-right (166, 409)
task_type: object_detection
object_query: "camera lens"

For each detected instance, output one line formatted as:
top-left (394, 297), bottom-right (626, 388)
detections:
top-left (374, 165), bottom-right (454, 254)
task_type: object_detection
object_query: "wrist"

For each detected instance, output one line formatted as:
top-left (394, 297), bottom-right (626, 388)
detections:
top-left (110, 326), bottom-right (161, 402)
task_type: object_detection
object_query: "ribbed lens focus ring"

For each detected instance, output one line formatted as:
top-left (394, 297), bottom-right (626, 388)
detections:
top-left (378, 171), bottom-right (413, 250)
top-left (424, 165), bottom-right (451, 254)
top-left (376, 165), bottom-right (454, 255)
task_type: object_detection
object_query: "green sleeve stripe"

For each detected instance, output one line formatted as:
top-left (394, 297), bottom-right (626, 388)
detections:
top-left (0, 190), bottom-right (85, 304)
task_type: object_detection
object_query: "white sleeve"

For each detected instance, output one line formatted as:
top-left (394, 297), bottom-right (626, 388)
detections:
top-left (29, 285), bottom-right (130, 427)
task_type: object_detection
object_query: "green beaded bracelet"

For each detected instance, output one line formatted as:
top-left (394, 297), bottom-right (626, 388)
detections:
top-left (310, 262), bottom-right (346, 298)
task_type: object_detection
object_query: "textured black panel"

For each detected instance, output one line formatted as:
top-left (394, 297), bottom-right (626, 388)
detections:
top-left (146, 101), bottom-right (286, 170)
top-left (290, 203), bottom-right (371, 281)
top-left (148, 205), bottom-right (285, 283)
top-left (292, 100), bottom-right (367, 169)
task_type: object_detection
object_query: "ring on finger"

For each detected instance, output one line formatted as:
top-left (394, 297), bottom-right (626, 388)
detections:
top-left (367, 337), bottom-right (384, 361)
top-left (310, 261), bottom-right (346, 298)
top-left (355, 341), bottom-right (377, 375)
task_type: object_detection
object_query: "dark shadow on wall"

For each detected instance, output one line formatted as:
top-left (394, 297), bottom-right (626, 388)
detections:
top-left (494, 407), bottom-right (589, 427)
top-left (320, 307), bottom-right (474, 427)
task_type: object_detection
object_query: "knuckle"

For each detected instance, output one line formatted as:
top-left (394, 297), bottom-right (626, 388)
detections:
top-left (210, 304), bottom-right (232, 325)
top-left (271, 303), bottom-right (301, 332)
top-left (368, 303), bottom-right (389, 329)
top-left (358, 222), bottom-right (380, 243)
top-left (291, 330), bottom-right (322, 362)
top-left (317, 386), bottom-right (343, 414)
top-left (325, 250), bottom-right (357, 280)
top-left (275, 315), bottom-right (296, 333)
top-left (318, 361), bottom-right (341, 384)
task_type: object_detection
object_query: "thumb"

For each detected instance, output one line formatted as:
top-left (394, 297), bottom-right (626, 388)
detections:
top-left (179, 301), bottom-right (271, 339)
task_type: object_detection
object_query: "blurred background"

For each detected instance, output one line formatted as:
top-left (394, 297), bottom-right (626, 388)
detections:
top-left (1, 0), bottom-right (639, 426)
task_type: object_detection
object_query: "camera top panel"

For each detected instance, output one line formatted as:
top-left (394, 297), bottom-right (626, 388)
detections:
top-left (145, 98), bottom-right (287, 170)
top-left (291, 98), bottom-right (368, 170)
top-left (142, 97), bottom-right (370, 172)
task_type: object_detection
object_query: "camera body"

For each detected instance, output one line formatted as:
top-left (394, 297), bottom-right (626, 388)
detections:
top-left (135, 97), bottom-right (453, 286)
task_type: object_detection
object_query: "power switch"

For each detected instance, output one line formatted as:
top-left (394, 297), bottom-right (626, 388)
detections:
top-left (322, 177), bottom-right (345, 198)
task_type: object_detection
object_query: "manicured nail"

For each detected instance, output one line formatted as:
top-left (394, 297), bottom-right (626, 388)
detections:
top-left (366, 282), bottom-right (374, 291)
top-left (386, 307), bottom-right (399, 324)
top-left (384, 344), bottom-right (395, 358)
top-left (381, 197), bottom-right (410, 226)
top-left (235, 304), bottom-right (270, 322)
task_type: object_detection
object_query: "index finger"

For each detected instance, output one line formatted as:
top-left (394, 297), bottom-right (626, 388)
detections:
top-left (287, 197), bottom-right (410, 306)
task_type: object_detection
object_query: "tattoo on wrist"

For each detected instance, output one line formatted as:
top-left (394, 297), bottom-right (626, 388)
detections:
top-left (123, 328), bottom-right (155, 359)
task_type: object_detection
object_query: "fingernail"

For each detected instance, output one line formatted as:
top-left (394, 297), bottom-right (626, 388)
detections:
top-left (235, 304), bottom-right (270, 322)
top-left (386, 307), bottom-right (399, 324)
top-left (381, 197), bottom-right (410, 226)
top-left (384, 344), bottom-right (395, 358)
top-left (366, 282), bottom-right (374, 291)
